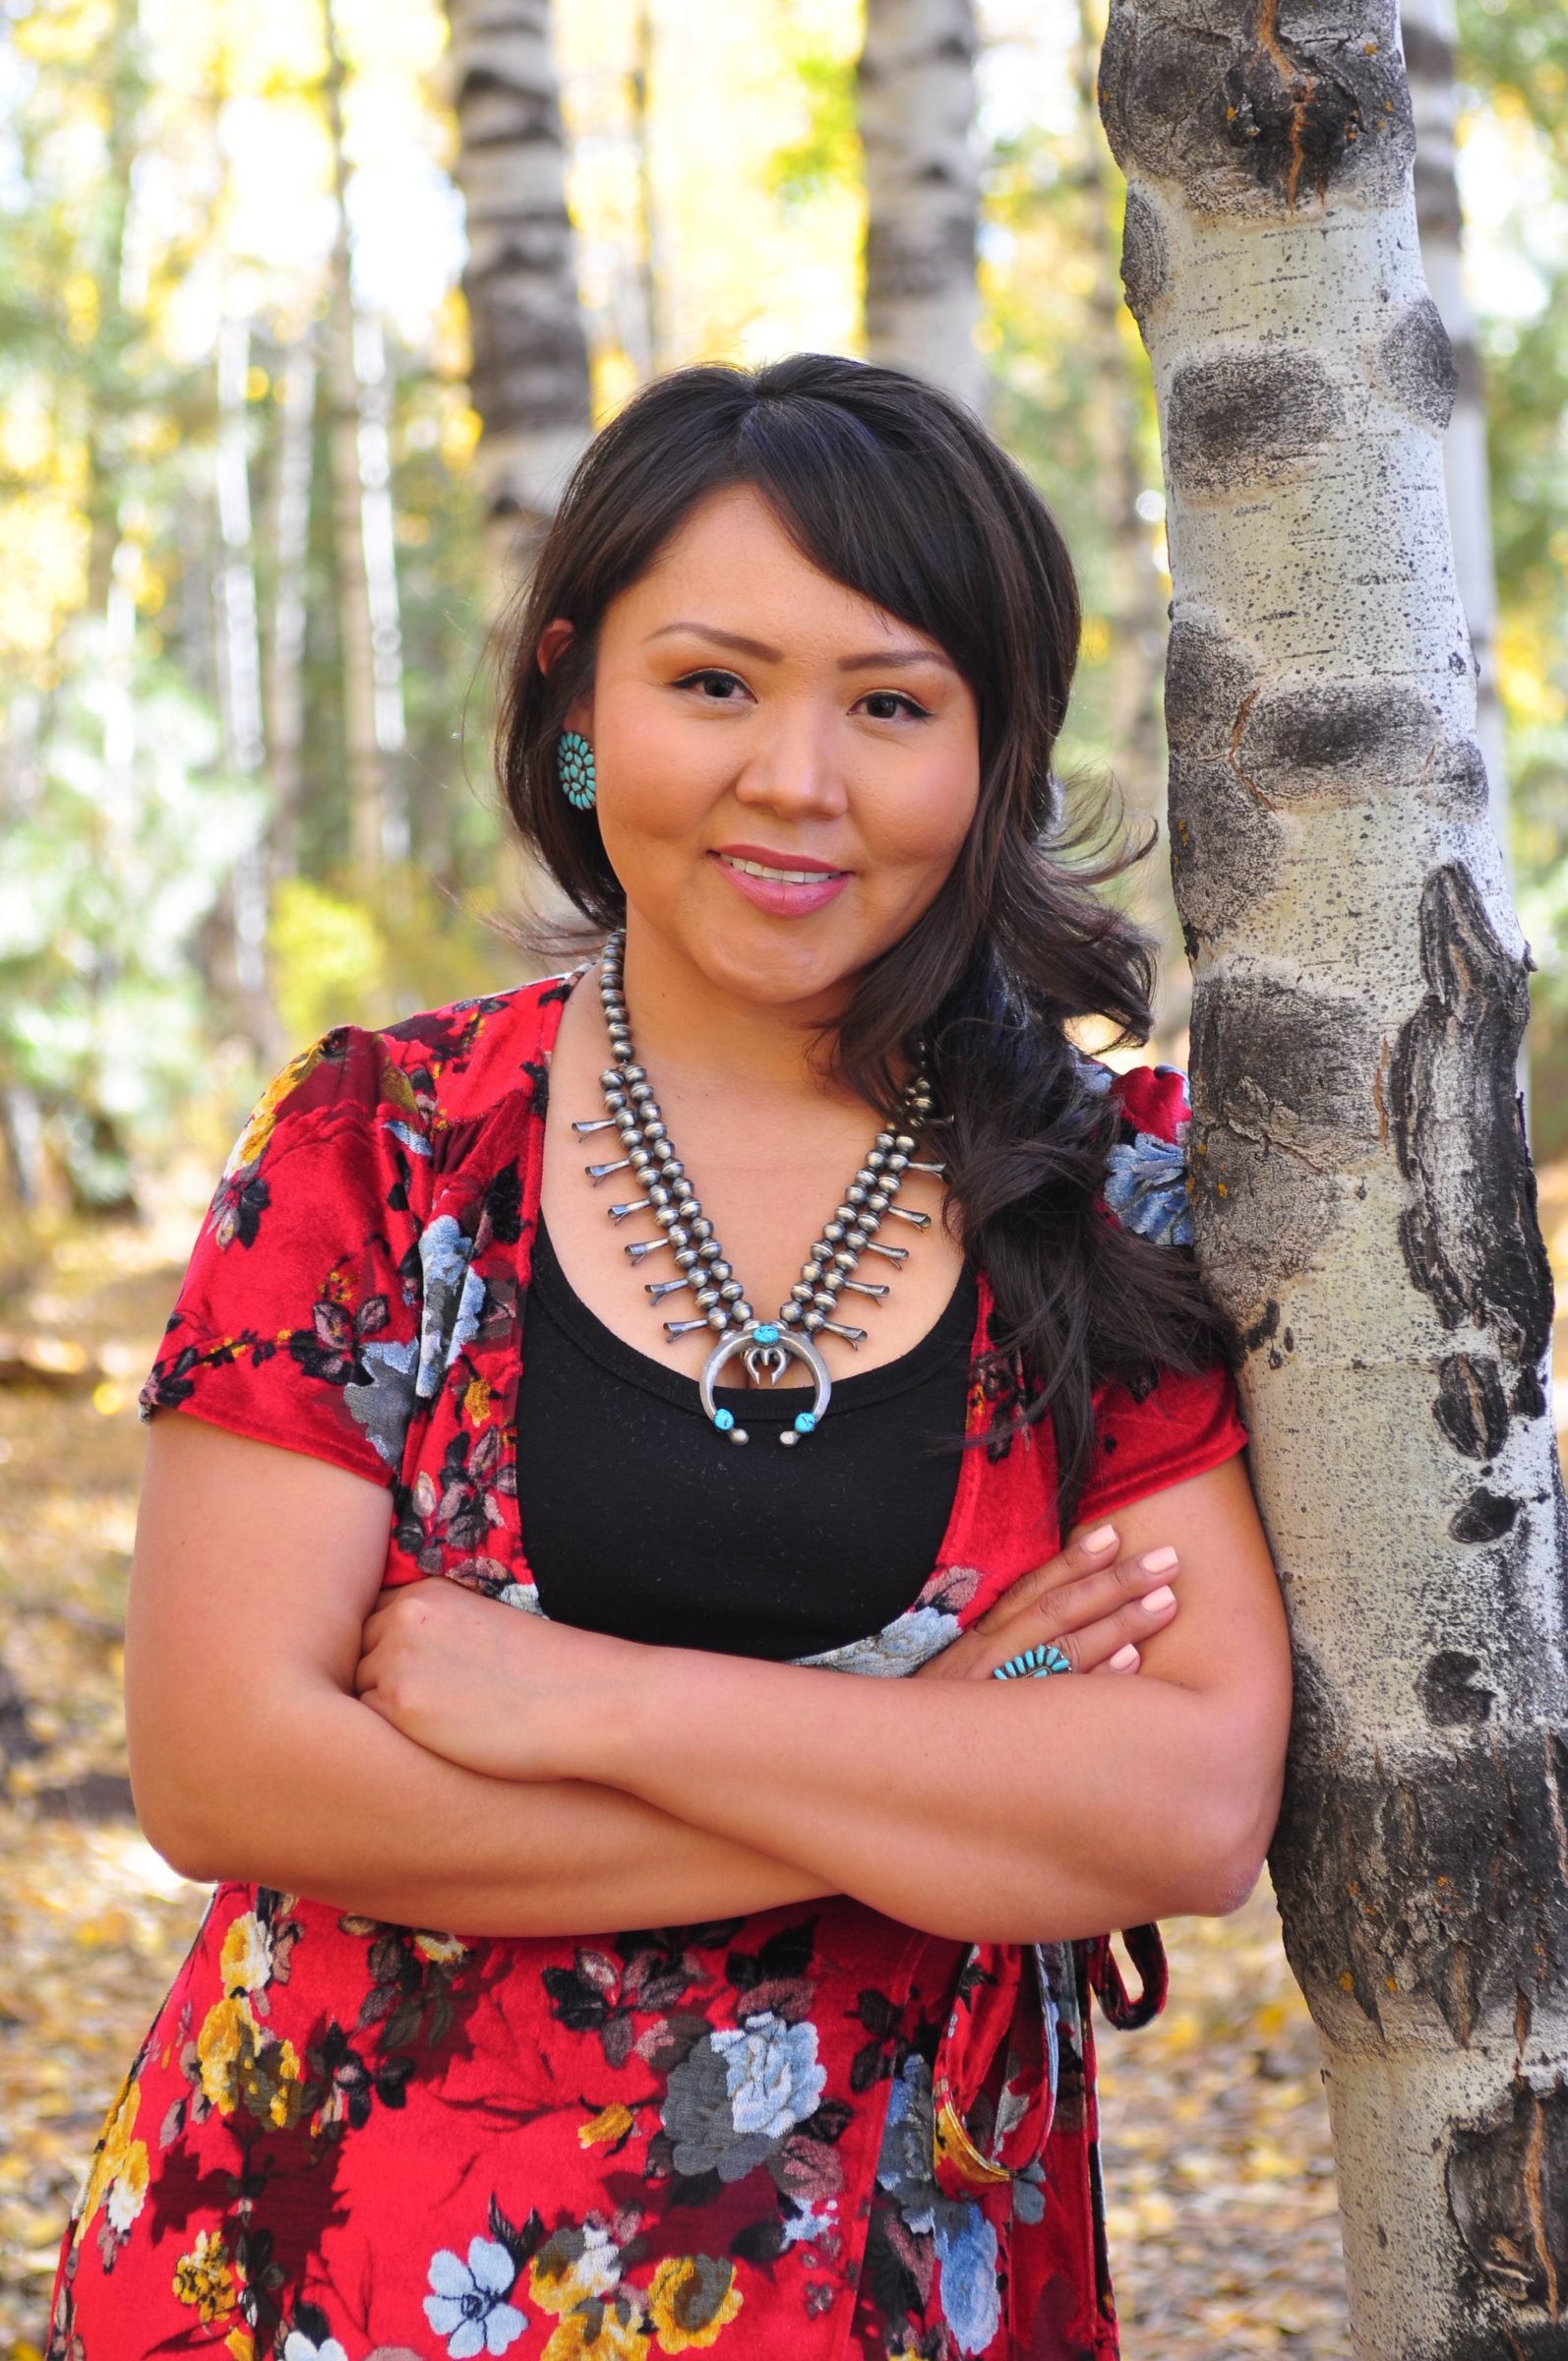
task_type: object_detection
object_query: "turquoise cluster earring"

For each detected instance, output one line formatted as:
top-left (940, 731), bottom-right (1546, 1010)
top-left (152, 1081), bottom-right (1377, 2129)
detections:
top-left (558, 730), bottom-right (596, 811)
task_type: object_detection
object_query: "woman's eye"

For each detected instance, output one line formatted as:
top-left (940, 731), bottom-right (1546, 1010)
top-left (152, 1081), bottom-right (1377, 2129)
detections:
top-left (677, 669), bottom-right (748, 700)
top-left (861, 690), bottom-right (930, 721)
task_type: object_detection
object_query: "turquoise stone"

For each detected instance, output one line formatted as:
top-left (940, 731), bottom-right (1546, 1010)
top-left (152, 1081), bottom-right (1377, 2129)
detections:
top-left (714, 1408), bottom-right (735, 1431)
top-left (754, 1323), bottom-right (779, 1344)
top-left (794, 1412), bottom-right (815, 1433)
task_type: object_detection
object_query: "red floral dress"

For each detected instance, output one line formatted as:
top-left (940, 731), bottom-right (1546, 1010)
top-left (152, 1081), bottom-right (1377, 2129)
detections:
top-left (50, 975), bottom-right (1247, 2361)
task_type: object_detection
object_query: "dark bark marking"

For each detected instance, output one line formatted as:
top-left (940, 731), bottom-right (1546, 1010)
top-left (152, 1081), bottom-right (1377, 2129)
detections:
top-left (1118, 187), bottom-right (1169, 325)
top-left (1236, 678), bottom-right (1439, 807)
top-left (1389, 866), bottom-right (1554, 1376)
top-left (1421, 734), bottom-right (1492, 822)
top-left (1186, 973), bottom-right (1381, 1325)
top-left (1165, 615), bottom-right (1261, 758)
top-left (1167, 348), bottom-right (1344, 498)
top-left (1434, 1355), bottom-right (1512, 1463)
top-left (1370, 294), bottom-right (1459, 433)
top-left (1191, 972), bottom-right (1382, 1165)
top-left (1169, 752), bottom-right (1286, 945)
top-left (1272, 1718), bottom-right (1568, 2048)
top-left (1239, 1298), bottom-right (1281, 1356)
top-left (865, 214), bottom-right (979, 300)
top-left (452, 71), bottom-right (564, 146)
top-left (1449, 1488), bottom-right (1521, 1546)
top-left (1099, 0), bottom-right (1413, 219)
top-left (1418, 1652), bottom-right (1495, 1727)
top-left (1165, 619), bottom-right (1284, 946)
top-left (1446, 2078), bottom-right (1568, 2315)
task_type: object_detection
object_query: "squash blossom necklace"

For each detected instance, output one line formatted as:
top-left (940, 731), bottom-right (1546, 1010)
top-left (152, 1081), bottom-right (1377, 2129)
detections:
top-left (574, 928), bottom-right (944, 1447)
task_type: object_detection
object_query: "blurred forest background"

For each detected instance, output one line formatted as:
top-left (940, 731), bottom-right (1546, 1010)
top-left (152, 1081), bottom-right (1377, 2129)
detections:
top-left (0, 0), bottom-right (1565, 2354)
top-left (4, 0), bottom-right (1567, 1228)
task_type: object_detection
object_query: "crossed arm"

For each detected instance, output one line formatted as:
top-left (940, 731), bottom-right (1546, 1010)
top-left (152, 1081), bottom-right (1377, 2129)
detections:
top-left (127, 1413), bottom-right (1292, 1944)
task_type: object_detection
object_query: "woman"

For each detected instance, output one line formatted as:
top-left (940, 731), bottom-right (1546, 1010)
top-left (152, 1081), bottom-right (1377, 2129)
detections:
top-left (51, 354), bottom-right (1291, 2361)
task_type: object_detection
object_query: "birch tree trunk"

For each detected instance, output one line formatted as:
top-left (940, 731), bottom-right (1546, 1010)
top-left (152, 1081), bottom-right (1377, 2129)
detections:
top-left (443, 0), bottom-right (592, 583)
top-left (1098, 7), bottom-right (1568, 2354)
top-left (264, 333), bottom-right (316, 879)
top-left (325, 31), bottom-right (389, 888)
top-left (629, 0), bottom-right (663, 379)
top-left (859, 0), bottom-right (986, 415)
top-left (1073, 0), bottom-right (1168, 828)
top-left (214, 316), bottom-right (277, 1052)
top-left (1402, 0), bottom-right (1509, 860)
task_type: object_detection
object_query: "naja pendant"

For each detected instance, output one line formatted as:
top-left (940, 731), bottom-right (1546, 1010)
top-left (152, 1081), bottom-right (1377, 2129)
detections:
top-left (698, 1321), bottom-right (832, 1448)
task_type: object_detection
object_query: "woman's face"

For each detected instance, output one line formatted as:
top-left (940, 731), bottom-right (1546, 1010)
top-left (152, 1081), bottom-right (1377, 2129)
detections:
top-left (551, 484), bottom-right (982, 1018)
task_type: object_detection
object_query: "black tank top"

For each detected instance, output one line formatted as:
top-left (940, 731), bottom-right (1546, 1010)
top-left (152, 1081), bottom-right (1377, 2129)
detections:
top-left (515, 1216), bottom-right (978, 1661)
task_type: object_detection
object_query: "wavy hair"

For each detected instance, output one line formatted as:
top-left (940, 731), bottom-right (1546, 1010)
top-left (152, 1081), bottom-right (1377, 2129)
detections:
top-left (496, 354), bottom-right (1227, 1529)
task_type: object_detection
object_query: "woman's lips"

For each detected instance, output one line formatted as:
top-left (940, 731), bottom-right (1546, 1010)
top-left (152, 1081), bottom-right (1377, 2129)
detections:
top-left (710, 849), bottom-right (850, 917)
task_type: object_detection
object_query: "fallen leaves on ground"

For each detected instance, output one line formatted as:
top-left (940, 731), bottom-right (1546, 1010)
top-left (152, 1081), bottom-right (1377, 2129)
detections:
top-left (1097, 1901), bottom-right (1349, 2356)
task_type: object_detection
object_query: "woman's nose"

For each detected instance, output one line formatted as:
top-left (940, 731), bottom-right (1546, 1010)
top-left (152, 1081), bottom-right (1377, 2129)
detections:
top-left (730, 709), bottom-right (849, 819)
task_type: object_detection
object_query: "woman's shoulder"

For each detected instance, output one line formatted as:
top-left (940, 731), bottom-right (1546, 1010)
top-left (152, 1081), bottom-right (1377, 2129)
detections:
top-left (376, 968), bottom-right (575, 1129)
top-left (206, 972), bottom-right (573, 1249)
top-left (1070, 1047), bottom-right (1195, 1249)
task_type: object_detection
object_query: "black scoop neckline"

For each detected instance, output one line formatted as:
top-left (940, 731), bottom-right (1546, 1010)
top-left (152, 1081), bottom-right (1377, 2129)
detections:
top-left (529, 1213), bottom-right (979, 1424)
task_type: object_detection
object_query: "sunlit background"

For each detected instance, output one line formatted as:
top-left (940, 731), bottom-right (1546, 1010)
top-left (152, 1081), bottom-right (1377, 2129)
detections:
top-left (0, 3), bottom-right (1565, 2353)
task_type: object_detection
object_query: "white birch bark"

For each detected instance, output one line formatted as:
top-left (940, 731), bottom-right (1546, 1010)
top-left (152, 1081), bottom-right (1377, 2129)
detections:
top-left (214, 316), bottom-right (272, 1028)
top-left (859, 0), bottom-right (986, 415)
top-left (324, 13), bottom-right (404, 887)
top-left (264, 334), bottom-right (316, 878)
top-left (1098, 4), bottom-right (1568, 2353)
top-left (1400, 0), bottom-right (1510, 891)
top-left (350, 310), bottom-right (409, 867)
top-left (629, 0), bottom-right (663, 378)
top-left (443, 0), bottom-right (592, 580)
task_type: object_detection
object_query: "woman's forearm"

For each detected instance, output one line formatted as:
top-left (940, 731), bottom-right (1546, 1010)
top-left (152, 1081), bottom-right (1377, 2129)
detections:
top-left (141, 1679), bottom-right (828, 1936)
top-left (577, 1650), bottom-right (1268, 1944)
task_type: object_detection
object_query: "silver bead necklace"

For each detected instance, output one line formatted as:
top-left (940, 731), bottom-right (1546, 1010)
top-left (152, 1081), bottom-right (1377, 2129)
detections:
top-left (573, 929), bottom-right (944, 1447)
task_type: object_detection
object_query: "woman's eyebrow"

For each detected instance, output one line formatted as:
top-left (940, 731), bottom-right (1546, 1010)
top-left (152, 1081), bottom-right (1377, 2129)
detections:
top-left (644, 620), bottom-right (956, 673)
top-left (644, 622), bottom-right (779, 659)
top-left (837, 646), bottom-right (956, 674)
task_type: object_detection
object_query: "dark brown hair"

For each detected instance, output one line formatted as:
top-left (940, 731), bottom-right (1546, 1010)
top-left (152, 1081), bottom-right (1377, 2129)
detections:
top-left (497, 353), bottom-right (1227, 1528)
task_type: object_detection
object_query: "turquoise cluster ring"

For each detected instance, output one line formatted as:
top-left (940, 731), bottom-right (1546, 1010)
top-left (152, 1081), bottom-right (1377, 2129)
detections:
top-left (993, 1643), bottom-right (1072, 1681)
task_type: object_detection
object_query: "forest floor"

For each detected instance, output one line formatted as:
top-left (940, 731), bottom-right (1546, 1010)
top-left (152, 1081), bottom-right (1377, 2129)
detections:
top-left (2, 1167), bottom-right (1566, 2361)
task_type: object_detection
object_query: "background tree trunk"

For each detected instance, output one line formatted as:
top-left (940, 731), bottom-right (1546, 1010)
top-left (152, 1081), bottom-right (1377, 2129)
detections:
top-left (264, 332), bottom-right (317, 881)
top-left (324, 25), bottom-right (390, 890)
top-left (213, 315), bottom-right (278, 1055)
top-left (629, 0), bottom-right (663, 379)
top-left (858, 0), bottom-right (986, 414)
top-left (443, 0), bottom-right (593, 584)
top-left (1403, 0), bottom-right (1509, 866)
top-left (1099, 5), bottom-right (1568, 2354)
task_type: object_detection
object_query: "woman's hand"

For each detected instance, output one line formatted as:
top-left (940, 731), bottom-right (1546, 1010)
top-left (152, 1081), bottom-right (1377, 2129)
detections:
top-left (354, 1579), bottom-right (634, 1781)
top-left (913, 1522), bottom-right (1178, 1684)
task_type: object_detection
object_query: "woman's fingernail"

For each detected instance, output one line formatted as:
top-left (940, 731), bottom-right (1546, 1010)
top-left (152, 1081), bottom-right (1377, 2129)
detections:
top-left (1084, 1525), bottom-right (1118, 1553)
top-left (1141, 1585), bottom-right (1176, 1613)
top-left (1140, 1545), bottom-right (1178, 1574)
top-left (1108, 1643), bottom-right (1140, 1670)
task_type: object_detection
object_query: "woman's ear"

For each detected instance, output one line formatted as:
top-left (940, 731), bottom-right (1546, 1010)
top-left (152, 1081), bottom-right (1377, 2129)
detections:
top-left (537, 617), bottom-right (573, 676)
top-left (538, 616), bottom-right (592, 738)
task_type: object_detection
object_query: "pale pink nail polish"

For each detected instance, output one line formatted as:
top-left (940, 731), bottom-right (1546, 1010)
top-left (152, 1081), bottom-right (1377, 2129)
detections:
top-left (1141, 1585), bottom-right (1176, 1613)
top-left (1140, 1545), bottom-right (1177, 1574)
top-left (1108, 1643), bottom-right (1139, 1670)
top-left (1083, 1525), bottom-right (1117, 1553)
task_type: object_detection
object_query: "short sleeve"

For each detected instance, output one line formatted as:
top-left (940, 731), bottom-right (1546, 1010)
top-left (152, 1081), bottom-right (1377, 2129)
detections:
top-left (1073, 1058), bottom-right (1249, 1526)
top-left (138, 1028), bottom-right (432, 1486)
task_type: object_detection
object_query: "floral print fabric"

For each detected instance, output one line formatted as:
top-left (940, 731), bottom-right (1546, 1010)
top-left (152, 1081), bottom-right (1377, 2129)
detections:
top-left (52, 979), bottom-right (1246, 2360)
